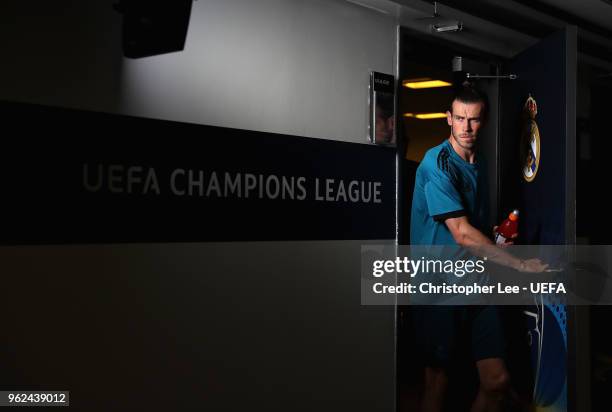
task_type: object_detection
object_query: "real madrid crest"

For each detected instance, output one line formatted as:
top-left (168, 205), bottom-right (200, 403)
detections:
top-left (522, 95), bottom-right (540, 182)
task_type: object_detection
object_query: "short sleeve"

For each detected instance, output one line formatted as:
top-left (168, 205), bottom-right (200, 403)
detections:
top-left (424, 169), bottom-right (466, 222)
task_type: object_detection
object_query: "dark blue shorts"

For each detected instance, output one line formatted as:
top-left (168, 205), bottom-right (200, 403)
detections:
top-left (412, 305), bottom-right (506, 368)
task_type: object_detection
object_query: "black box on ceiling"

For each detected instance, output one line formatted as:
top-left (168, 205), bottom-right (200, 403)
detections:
top-left (117, 0), bottom-right (193, 58)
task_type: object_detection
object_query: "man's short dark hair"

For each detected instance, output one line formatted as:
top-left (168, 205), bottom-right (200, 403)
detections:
top-left (450, 86), bottom-right (488, 120)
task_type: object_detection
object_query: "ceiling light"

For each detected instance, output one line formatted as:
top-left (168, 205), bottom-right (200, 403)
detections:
top-left (403, 113), bottom-right (447, 120)
top-left (403, 79), bottom-right (452, 89)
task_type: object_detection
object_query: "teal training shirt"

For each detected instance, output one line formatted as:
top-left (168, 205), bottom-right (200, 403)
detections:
top-left (410, 139), bottom-right (489, 245)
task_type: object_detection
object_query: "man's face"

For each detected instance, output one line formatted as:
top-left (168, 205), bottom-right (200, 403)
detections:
top-left (375, 107), bottom-right (394, 143)
top-left (446, 100), bottom-right (484, 151)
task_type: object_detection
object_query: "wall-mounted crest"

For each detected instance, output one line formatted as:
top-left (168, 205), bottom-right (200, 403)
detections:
top-left (522, 95), bottom-right (540, 182)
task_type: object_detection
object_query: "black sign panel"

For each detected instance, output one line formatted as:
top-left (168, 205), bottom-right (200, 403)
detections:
top-left (369, 71), bottom-right (396, 145)
top-left (371, 72), bottom-right (394, 94)
top-left (1, 101), bottom-right (396, 244)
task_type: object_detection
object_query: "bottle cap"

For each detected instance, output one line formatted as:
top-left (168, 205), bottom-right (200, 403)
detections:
top-left (509, 209), bottom-right (519, 221)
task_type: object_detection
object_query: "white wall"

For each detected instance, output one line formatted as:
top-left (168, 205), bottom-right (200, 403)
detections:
top-left (121, 0), bottom-right (397, 143)
top-left (1, 241), bottom-right (396, 411)
top-left (0, 1), bottom-right (399, 411)
top-left (0, 0), bottom-right (398, 144)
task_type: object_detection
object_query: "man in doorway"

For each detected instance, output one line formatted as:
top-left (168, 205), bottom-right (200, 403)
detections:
top-left (410, 85), bottom-right (547, 412)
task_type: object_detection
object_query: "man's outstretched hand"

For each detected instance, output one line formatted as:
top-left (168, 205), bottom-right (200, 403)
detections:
top-left (517, 258), bottom-right (549, 273)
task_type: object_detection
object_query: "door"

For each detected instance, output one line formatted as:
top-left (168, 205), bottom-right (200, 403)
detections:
top-left (499, 27), bottom-right (577, 412)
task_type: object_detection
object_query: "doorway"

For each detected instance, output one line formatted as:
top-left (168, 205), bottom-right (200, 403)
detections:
top-left (395, 26), bottom-right (576, 412)
top-left (396, 28), bottom-right (505, 411)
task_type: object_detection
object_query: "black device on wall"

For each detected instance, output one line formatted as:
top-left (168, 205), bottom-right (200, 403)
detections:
top-left (114, 0), bottom-right (193, 58)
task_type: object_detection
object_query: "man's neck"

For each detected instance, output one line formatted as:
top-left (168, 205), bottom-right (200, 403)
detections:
top-left (448, 136), bottom-right (476, 163)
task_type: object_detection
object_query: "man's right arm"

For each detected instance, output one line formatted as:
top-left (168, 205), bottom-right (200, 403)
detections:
top-left (444, 215), bottom-right (548, 273)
